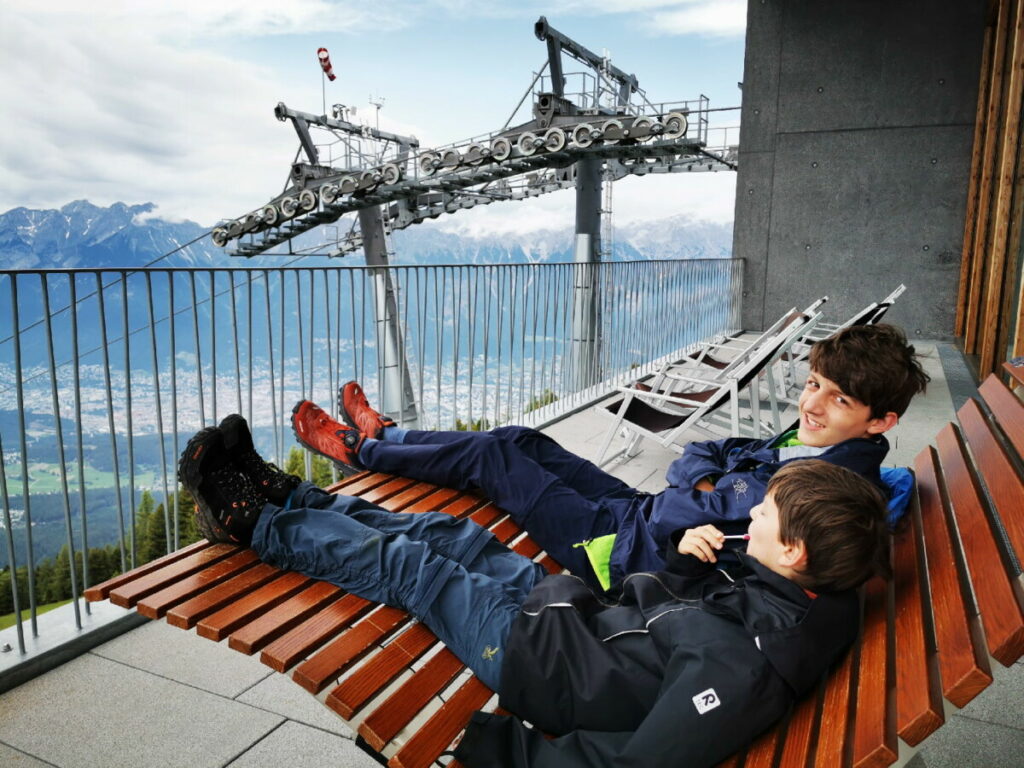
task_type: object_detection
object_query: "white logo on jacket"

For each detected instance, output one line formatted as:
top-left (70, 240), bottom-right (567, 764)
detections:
top-left (692, 688), bottom-right (721, 714)
top-left (732, 478), bottom-right (749, 499)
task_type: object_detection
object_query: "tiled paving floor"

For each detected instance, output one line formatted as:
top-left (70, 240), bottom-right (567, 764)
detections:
top-left (0, 342), bottom-right (1021, 766)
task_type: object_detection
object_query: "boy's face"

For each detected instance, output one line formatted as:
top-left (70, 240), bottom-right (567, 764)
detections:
top-left (746, 492), bottom-right (785, 567)
top-left (797, 370), bottom-right (896, 447)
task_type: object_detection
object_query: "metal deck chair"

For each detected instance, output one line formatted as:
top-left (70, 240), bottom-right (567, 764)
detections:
top-left (666, 296), bottom-right (828, 375)
top-left (594, 309), bottom-right (822, 465)
top-left (778, 284), bottom-right (907, 394)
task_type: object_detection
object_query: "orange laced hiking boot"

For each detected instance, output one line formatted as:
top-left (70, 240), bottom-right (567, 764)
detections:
top-left (337, 381), bottom-right (396, 439)
top-left (291, 400), bottom-right (366, 476)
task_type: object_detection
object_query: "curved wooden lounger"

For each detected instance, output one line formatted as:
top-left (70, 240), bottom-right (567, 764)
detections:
top-left (86, 372), bottom-right (1024, 768)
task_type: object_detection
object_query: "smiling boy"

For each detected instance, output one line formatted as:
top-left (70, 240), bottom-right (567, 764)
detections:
top-left (292, 323), bottom-right (928, 591)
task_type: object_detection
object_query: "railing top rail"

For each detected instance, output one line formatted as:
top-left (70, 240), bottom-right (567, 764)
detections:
top-left (0, 258), bottom-right (743, 277)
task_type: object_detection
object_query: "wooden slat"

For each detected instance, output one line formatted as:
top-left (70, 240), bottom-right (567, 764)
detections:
top-left (467, 504), bottom-right (503, 529)
top-left (291, 605), bottom-right (408, 694)
top-left (914, 446), bottom-right (993, 706)
top-left (260, 592), bottom-right (373, 673)
top-left (852, 577), bottom-right (897, 768)
top-left (136, 549), bottom-right (261, 619)
top-left (980, 373), bottom-right (1024, 456)
top-left (776, 687), bottom-right (821, 768)
top-left (361, 477), bottom-right (423, 506)
top-left (378, 482), bottom-right (449, 512)
top-left (325, 623), bottom-right (439, 719)
top-left (739, 723), bottom-right (780, 768)
top-left (340, 472), bottom-right (402, 496)
top-left (388, 676), bottom-right (494, 768)
top-left (1004, 360), bottom-right (1024, 388)
top-left (108, 543), bottom-right (238, 608)
top-left (165, 562), bottom-right (281, 629)
top-left (83, 540), bottom-right (212, 601)
top-left (227, 580), bottom-right (343, 655)
top-left (196, 572), bottom-right (313, 641)
top-left (892, 496), bottom-right (944, 745)
top-left (964, 0), bottom-right (1011, 353)
top-left (359, 648), bottom-right (465, 752)
top-left (980, 0), bottom-right (1024, 375)
top-left (957, 24), bottom-right (995, 337)
top-left (936, 422), bottom-right (1024, 664)
top-left (392, 486), bottom-right (463, 514)
top-left (966, 386), bottom-right (1024, 561)
top-left (811, 645), bottom-right (855, 768)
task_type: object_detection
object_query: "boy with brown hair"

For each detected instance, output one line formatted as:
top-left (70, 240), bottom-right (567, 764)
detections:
top-left (290, 323), bottom-right (927, 591)
top-left (179, 419), bottom-right (890, 768)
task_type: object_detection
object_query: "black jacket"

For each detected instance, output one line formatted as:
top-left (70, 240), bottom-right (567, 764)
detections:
top-left (454, 545), bottom-right (860, 768)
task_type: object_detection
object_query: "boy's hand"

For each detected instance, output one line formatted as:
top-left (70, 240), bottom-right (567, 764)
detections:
top-left (677, 525), bottom-right (725, 562)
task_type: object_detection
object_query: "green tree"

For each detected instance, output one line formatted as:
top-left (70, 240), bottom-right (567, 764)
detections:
top-left (285, 446), bottom-right (306, 478)
top-left (175, 486), bottom-right (201, 547)
top-left (454, 417), bottom-right (492, 431)
top-left (140, 503), bottom-right (169, 563)
top-left (524, 389), bottom-right (559, 414)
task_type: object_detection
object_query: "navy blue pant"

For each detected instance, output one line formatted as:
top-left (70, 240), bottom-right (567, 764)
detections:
top-left (251, 482), bottom-right (547, 690)
top-left (359, 426), bottom-right (638, 587)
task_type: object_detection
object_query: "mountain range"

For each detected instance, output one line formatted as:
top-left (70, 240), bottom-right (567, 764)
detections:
top-left (0, 200), bottom-right (733, 270)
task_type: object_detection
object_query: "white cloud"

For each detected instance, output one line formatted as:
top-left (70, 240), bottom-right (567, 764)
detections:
top-left (642, 1), bottom-right (747, 38)
top-left (0, 1), bottom-right (741, 229)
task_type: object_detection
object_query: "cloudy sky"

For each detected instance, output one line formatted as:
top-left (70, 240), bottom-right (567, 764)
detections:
top-left (1, 0), bottom-right (746, 234)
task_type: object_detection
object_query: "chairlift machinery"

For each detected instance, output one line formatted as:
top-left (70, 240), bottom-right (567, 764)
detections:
top-left (212, 16), bottom-right (737, 258)
top-left (213, 17), bottom-right (739, 424)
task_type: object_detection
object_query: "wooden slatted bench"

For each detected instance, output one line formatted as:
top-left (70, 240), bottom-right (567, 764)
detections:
top-left (85, 372), bottom-right (1024, 768)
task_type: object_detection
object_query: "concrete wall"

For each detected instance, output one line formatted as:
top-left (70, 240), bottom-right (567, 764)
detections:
top-left (734, 0), bottom-right (987, 339)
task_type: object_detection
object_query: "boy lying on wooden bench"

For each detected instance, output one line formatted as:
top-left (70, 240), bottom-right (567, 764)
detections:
top-left (179, 415), bottom-right (889, 768)
top-left (289, 323), bottom-right (926, 592)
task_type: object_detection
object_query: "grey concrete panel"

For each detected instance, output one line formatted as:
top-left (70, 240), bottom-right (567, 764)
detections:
top-left (0, 742), bottom-right (52, 768)
top-left (733, 150), bottom-right (778, 329)
top-left (952, 657), bottom-right (1024, 732)
top-left (761, 125), bottom-right (973, 338)
top-left (905, 717), bottom-right (1024, 768)
top-left (92, 619), bottom-right (272, 699)
top-left (226, 720), bottom-right (381, 768)
top-left (0, 653), bottom-right (282, 768)
top-left (236, 671), bottom-right (356, 739)
top-left (738, 0), bottom-right (784, 154)
top-left (776, 0), bottom-right (985, 134)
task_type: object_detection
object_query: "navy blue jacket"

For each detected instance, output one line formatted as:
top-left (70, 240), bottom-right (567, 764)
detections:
top-left (454, 548), bottom-right (861, 768)
top-left (608, 433), bottom-right (889, 583)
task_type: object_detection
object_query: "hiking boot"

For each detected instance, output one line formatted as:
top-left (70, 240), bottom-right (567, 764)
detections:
top-left (218, 413), bottom-right (300, 506)
top-left (178, 427), bottom-right (266, 545)
top-left (291, 400), bottom-right (366, 476)
top-left (338, 381), bottom-right (395, 439)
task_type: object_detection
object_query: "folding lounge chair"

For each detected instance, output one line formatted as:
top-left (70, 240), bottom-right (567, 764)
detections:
top-left (777, 284), bottom-right (907, 396)
top-left (594, 309), bottom-right (821, 465)
top-left (680, 296), bottom-right (828, 372)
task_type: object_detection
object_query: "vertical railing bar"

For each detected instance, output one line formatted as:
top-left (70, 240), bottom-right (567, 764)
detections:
top-left (40, 273), bottom-right (81, 628)
top-left (467, 267), bottom-right (477, 430)
top-left (322, 269), bottom-right (334, 417)
top-left (231, 270), bottom-right (243, 417)
top-left (434, 269), bottom-right (444, 429)
top-left (307, 270), bottom-right (315, 403)
top-left (8, 272), bottom-right (37, 637)
top-left (0, 432), bottom-right (25, 652)
top-left (144, 272), bottom-right (172, 554)
top-left (262, 270), bottom-right (280, 467)
top-left (415, 268), bottom-right (426, 429)
top-left (278, 269), bottom-right (286, 465)
top-left (495, 267), bottom-right (505, 424)
top-left (68, 275), bottom-right (91, 610)
top-left (399, 267), bottom-right (411, 425)
top-left (168, 273), bottom-right (180, 550)
top-left (96, 273), bottom-right (127, 572)
top-left (210, 270), bottom-right (218, 426)
top-left (122, 273), bottom-right (138, 569)
top-left (247, 272), bottom-right (254, 430)
top-left (189, 271), bottom-right (205, 427)
top-left (450, 266), bottom-right (461, 429)
top-left (296, 269), bottom-right (306, 398)
top-left (353, 270), bottom-right (363, 384)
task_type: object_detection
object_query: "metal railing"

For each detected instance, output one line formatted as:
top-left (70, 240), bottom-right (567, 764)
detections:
top-left (0, 258), bottom-right (741, 654)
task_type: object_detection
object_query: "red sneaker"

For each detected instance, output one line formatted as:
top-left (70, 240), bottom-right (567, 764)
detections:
top-left (338, 381), bottom-right (396, 439)
top-left (291, 400), bottom-right (365, 475)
